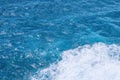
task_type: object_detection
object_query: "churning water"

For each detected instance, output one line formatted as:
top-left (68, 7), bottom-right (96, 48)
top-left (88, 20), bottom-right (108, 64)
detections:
top-left (0, 0), bottom-right (120, 80)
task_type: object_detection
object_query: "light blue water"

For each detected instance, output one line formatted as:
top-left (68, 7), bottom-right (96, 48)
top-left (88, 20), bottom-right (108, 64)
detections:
top-left (0, 0), bottom-right (120, 80)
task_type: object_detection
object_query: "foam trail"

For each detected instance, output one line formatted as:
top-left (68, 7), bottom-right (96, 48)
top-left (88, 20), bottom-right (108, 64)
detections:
top-left (31, 43), bottom-right (120, 80)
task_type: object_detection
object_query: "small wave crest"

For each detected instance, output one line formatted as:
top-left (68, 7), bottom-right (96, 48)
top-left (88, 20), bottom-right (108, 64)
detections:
top-left (31, 43), bottom-right (120, 80)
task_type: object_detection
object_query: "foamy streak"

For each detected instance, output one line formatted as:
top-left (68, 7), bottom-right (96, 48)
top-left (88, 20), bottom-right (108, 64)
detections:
top-left (31, 43), bottom-right (120, 80)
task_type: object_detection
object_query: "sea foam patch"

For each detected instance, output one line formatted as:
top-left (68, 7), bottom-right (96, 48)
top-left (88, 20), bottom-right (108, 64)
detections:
top-left (31, 43), bottom-right (120, 80)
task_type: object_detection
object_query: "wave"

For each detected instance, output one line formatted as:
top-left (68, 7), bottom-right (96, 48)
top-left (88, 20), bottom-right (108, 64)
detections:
top-left (31, 43), bottom-right (120, 80)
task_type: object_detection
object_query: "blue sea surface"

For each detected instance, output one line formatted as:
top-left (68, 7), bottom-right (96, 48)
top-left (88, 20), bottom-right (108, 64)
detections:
top-left (0, 0), bottom-right (120, 80)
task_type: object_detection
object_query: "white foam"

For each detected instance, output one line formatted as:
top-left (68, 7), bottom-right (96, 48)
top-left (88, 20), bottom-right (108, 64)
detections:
top-left (31, 43), bottom-right (120, 80)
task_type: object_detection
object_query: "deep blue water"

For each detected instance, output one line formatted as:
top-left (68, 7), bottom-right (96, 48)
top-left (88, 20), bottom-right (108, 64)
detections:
top-left (0, 0), bottom-right (120, 80)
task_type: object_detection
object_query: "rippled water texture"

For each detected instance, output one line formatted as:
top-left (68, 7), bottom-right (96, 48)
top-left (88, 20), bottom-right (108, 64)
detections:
top-left (0, 0), bottom-right (120, 80)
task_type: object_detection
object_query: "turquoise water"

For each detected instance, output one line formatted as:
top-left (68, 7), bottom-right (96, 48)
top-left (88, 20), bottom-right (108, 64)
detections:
top-left (0, 0), bottom-right (120, 80)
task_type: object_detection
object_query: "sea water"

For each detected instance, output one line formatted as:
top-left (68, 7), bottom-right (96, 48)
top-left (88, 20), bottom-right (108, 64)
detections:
top-left (0, 0), bottom-right (120, 80)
